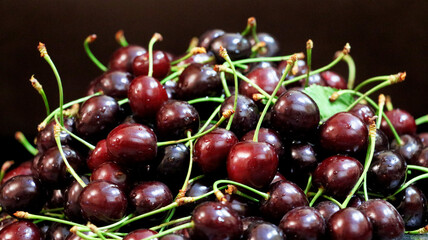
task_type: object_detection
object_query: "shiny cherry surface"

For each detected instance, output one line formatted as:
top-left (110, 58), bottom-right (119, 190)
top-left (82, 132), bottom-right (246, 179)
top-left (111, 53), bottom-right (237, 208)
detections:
top-left (176, 63), bottom-right (221, 100)
top-left (86, 139), bottom-right (115, 171)
top-left (320, 71), bottom-right (347, 89)
top-left (0, 221), bottom-right (42, 240)
top-left (91, 162), bottom-right (129, 191)
top-left (315, 200), bottom-right (340, 222)
top-left (123, 229), bottom-right (158, 240)
top-left (87, 71), bottom-right (132, 99)
top-left (220, 95), bottom-right (259, 137)
top-left (1, 160), bottom-right (32, 185)
top-left (395, 185), bottom-right (427, 229)
top-left (349, 103), bottom-right (375, 125)
top-left (108, 45), bottom-right (146, 73)
top-left (45, 223), bottom-right (70, 240)
top-left (279, 206), bottom-right (325, 240)
top-left (241, 128), bottom-right (285, 158)
top-left (210, 33), bottom-right (252, 62)
top-left (36, 117), bottom-right (74, 153)
top-left (156, 143), bottom-right (189, 185)
top-left (415, 147), bottom-right (428, 167)
top-left (381, 109), bottom-right (417, 139)
top-left (248, 32), bottom-right (280, 57)
top-left (129, 181), bottom-right (173, 215)
top-left (64, 176), bottom-right (90, 223)
top-left (239, 67), bottom-right (285, 100)
top-left (391, 134), bottom-right (423, 164)
top-left (132, 50), bottom-right (171, 78)
top-left (328, 208), bottom-right (372, 240)
top-left (198, 29), bottom-right (225, 49)
top-left (245, 221), bottom-right (284, 240)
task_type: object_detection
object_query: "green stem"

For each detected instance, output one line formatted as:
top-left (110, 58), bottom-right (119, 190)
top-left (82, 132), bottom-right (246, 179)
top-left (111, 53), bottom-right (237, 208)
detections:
top-left (179, 131), bottom-right (194, 197)
top-left (197, 105), bottom-right (221, 133)
top-left (321, 195), bottom-right (343, 209)
top-left (147, 33), bottom-right (162, 77)
top-left (40, 207), bottom-right (64, 214)
top-left (223, 69), bottom-right (271, 99)
top-left (30, 75), bottom-right (51, 116)
top-left (142, 222), bottom-right (195, 240)
top-left (118, 98), bottom-right (129, 105)
top-left (376, 95), bottom-right (385, 129)
top-left (115, 30), bottom-right (129, 47)
top-left (345, 80), bottom-right (392, 112)
top-left (17, 212), bottom-right (86, 228)
top-left (0, 161), bottom-right (14, 184)
top-left (221, 49), bottom-right (239, 133)
top-left (230, 54), bottom-right (297, 66)
top-left (187, 97), bottom-right (225, 105)
top-left (407, 165), bottom-right (428, 173)
top-left (220, 72), bottom-right (231, 97)
top-left (150, 216), bottom-right (192, 231)
top-left (385, 173), bottom-right (428, 200)
top-left (416, 115), bottom-right (428, 126)
top-left (213, 180), bottom-right (269, 200)
top-left (75, 230), bottom-right (98, 240)
top-left (171, 51), bottom-right (194, 65)
top-left (343, 54), bottom-right (356, 89)
top-left (309, 188), bottom-right (324, 207)
top-left (122, 202), bottom-right (178, 226)
top-left (353, 76), bottom-right (388, 92)
top-left (405, 225), bottom-right (428, 234)
top-left (54, 115), bottom-right (95, 150)
top-left (83, 35), bottom-right (107, 72)
top-left (160, 68), bottom-right (184, 85)
top-left (14, 132), bottom-right (38, 156)
top-left (233, 190), bottom-right (260, 203)
top-left (305, 40), bottom-right (313, 88)
top-left (304, 174), bottom-right (312, 195)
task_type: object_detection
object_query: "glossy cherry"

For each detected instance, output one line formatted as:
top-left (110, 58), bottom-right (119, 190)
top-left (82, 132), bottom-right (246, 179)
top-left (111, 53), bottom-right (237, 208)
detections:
top-left (0, 221), bottom-right (43, 240)
top-left (45, 223), bottom-right (70, 240)
top-left (159, 234), bottom-right (187, 240)
top-left (374, 129), bottom-right (390, 152)
top-left (381, 109), bottom-right (417, 139)
top-left (320, 71), bottom-right (347, 89)
top-left (132, 50), bottom-right (171, 78)
top-left (176, 63), bottom-right (221, 100)
top-left (46, 189), bottom-right (65, 209)
top-left (244, 221), bottom-right (284, 240)
top-left (279, 206), bottom-right (325, 240)
top-left (64, 176), bottom-right (90, 223)
top-left (239, 67), bottom-right (286, 100)
top-left (241, 128), bottom-right (285, 158)
top-left (415, 147), bottom-right (428, 167)
top-left (248, 32), bottom-right (280, 57)
top-left (210, 33), bottom-right (252, 62)
top-left (86, 139), bottom-right (116, 171)
top-left (395, 185), bottom-right (427, 230)
top-left (223, 194), bottom-right (256, 218)
top-left (87, 70), bottom-right (132, 99)
top-left (91, 162), bottom-right (129, 191)
top-left (349, 103), bottom-right (375, 125)
top-left (1, 160), bottom-right (32, 185)
top-left (36, 117), bottom-right (75, 153)
top-left (123, 229), bottom-right (158, 240)
top-left (315, 201), bottom-right (340, 222)
top-left (156, 143), bottom-right (189, 186)
top-left (176, 52), bottom-right (216, 67)
top-left (198, 29), bottom-right (225, 50)
top-left (108, 45), bottom-right (146, 73)
top-left (327, 208), bottom-right (372, 240)
top-left (418, 132), bottom-right (428, 147)
top-left (391, 134), bottom-right (423, 164)
top-left (287, 142), bottom-right (318, 172)
top-left (220, 95), bottom-right (259, 137)
top-left (129, 181), bottom-right (173, 215)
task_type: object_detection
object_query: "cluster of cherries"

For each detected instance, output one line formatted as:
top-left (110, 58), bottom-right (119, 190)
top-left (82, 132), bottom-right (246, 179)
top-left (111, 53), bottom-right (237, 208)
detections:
top-left (2, 17), bottom-right (428, 240)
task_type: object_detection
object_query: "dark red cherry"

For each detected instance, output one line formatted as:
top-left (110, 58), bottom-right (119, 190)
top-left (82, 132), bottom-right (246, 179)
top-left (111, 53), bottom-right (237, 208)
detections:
top-left (358, 199), bottom-right (405, 240)
top-left (248, 33), bottom-right (280, 57)
top-left (1, 160), bottom-right (32, 185)
top-left (313, 155), bottom-right (363, 197)
top-left (220, 95), bottom-right (259, 137)
top-left (395, 185), bottom-right (427, 230)
top-left (278, 60), bottom-right (307, 79)
top-left (227, 141), bottom-right (278, 189)
top-left (106, 123), bottom-right (157, 166)
top-left (91, 162), bottom-right (129, 192)
top-left (320, 71), bottom-right (347, 89)
top-left (0, 216), bottom-right (16, 233)
top-left (128, 76), bottom-right (168, 120)
top-left (36, 117), bottom-right (75, 153)
top-left (279, 206), bottom-right (325, 240)
top-left (156, 100), bottom-right (200, 139)
top-left (123, 229), bottom-right (158, 240)
top-left (348, 195), bottom-right (365, 208)
top-left (132, 51), bottom-right (171, 78)
top-left (129, 181), bottom-right (173, 215)
top-left (210, 33), bottom-right (252, 62)
top-left (163, 79), bottom-right (178, 99)
top-left (79, 180), bottom-right (128, 224)
top-left (86, 139), bottom-right (116, 171)
top-left (176, 63), bottom-right (221, 100)
top-left (198, 29), bottom-right (225, 50)
top-left (319, 112), bottom-right (368, 154)
top-left (239, 67), bottom-right (286, 100)
top-left (193, 128), bottom-right (238, 174)
top-left (45, 223), bottom-right (70, 240)
top-left (0, 221), bottom-right (42, 240)
top-left (76, 95), bottom-right (122, 141)
top-left (374, 129), bottom-right (390, 152)
top-left (418, 132), bottom-right (428, 147)
top-left (64, 176), bottom-right (90, 223)
top-left (391, 134), bottom-right (423, 164)
top-left (270, 171), bottom-right (286, 185)
top-left (288, 142), bottom-right (318, 172)
top-left (87, 71), bottom-right (132, 99)
top-left (381, 109), bottom-right (417, 139)
top-left (260, 180), bottom-right (309, 223)
top-left (0, 175), bottom-right (46, 215)
top-left (367, 150), bottom-right (407, 193)
top-left (176, 52), bottom-right (216, 67)
top-left (108, 45), bottom-right (146, 73)
top-left (242, 217), bottom-right (264, 233)
top-left (244, 221), bottom-right (284, 240)
top-left (241, 128), bottom-right (285, 158)
top-left (415, 147), bottom-right (428, 167)
top-left (271, 90), bottom-right (320, 140)
top-left (156, 143), bottom-right (189, 186)
top-left (159, 234), bottom-right (187, 240)
top-left (46, 189), bottom-right (65, 209)
top-left (349, 103), bottom-right (375, 125)
top-left (223, 194), bottom-right (256, 218)
top-left (190, 201), bottom-right (242, 240)
top-left (315, 201), bottom-right (340, 222)
top-left (327, 208), bottom-right (372, 240)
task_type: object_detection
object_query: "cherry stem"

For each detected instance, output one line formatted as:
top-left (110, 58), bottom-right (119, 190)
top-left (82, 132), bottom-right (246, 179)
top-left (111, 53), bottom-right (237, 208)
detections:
top-left (117, 98), bottom-right (129, 105)
top-left (14, 211), bottom-right (86, 229)
top-left (220, 71), bottom-right (231, 97)
top-left (385, 173), bottom-right (428, 200)
top-left (186, 37), bottom-right (199, 53)
top-left (54, 123), bottom-right (87, 188)
top-left (309, 188), bottom-right (325, 207)
top-left (14, 131), bottom-right (38, 156)
top-left (221, 67), bottom-right (270, 99)
top-left (30, 75), bottom-right (50, 116)
top-left (342, 54), bottom-right (356, 89)
top-left (241, 17), bottom-right (256, 36)
top-left (305, 39), bottom-right (313, 88)
top-left (177, 131), bottom-right (195, 199)
top-left (38, 43), bottom-right (64, 126)
top-left (150, 216), bottom-right (191, 231)
top-left (376, 94), bottom-right (386, 129)
top-left (250, 18), bottom-right (260, 44)
top-left (353, 75), bottom-right (390, 92)
top-left (170, 47), bottom-right (206, 65)
top-left (385, 95), bottom-right (394, 111)
top-left (219, 46), bottom-right (238, 131)
top-left (40, 207), bottom-right (64, 213)
top-left (148, 33), bottom-right (162, 77)
top-left (230, 53), bottom-right (302, 66)
top-left (321, 195), bottom-right (343, 208)
top-left (213, 180), bottom-right (270, 201)
top-left (304, 174), bottom-right (312, 195)
top-left (159, 207), bottom-right (176, 233)
top-left (253, 54), bottom-right (296, 142)
top-left (405, 225), bottom-right (428, 234)
top-left (0, 161), bottom-right (14, 183)
top-left (342, 121), bottom-right (376, 208)
top-left (160, 68), bottom-right (184, 85)
top-left (115, 30), bottom-right (129, 47)
top-left (187, 97), bottom-right (225, 105)
top-left (233, 189), bottom-right (261, 203)
top-left (415, 115), bottom-right (428, 125)
top-left (83, 35), bottom-right (108, 72)
top-left (54, 114), bottom-right (95, 150)
top-left (143, 222), bottom-right (195, 240)
top-left (39, 92), bottom-right (102, 131)
top-left (197, 105), bottom-right (221, 134)
top-left (407, 165), bottom-right (428, 173)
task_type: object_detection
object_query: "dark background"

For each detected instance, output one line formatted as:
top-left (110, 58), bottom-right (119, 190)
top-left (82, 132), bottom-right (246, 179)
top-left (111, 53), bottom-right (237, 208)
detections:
top-left (0, 0), bottom-right (427, 162)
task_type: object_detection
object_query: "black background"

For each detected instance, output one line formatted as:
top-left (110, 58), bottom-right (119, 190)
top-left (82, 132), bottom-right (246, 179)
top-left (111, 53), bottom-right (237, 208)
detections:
top-left (0, 0), bottom-right (427, 162)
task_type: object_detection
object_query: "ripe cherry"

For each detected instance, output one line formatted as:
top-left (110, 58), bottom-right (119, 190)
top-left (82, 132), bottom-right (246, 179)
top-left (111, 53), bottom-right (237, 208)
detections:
top-left (123, 229), bottom-right (158, 240)
top-left (349, 103), bottom-right (375, 125)
top-left (244, 221), bottom-right (284, 240)
top-left (381, 109), bottom-right (417, 139)
top-left (248, 33), bottom-right (280, 57)
top-left (108, 45), bottom-right (146, 73)
top-left (91, 162), bottom-right (130, 192)
top-left (320, 71), bottom-right (347, 89)
top-left (210, 33), bottom-right (252, 62)
top-left (129, 181), bottom-right (173, 215)
top-left (239, 67), bottom-right (286, 100)
top-left (36, 117), bottom-right (74, 153)
top-left (279, 206), bottom-right (325, 240)
top-left (1, 160), bottom-right (32, 185)
top-left (132, 51), bottom-right (171, 79)
top-left (327, 208), bottom-right (373, 240)
top-left (415, 147), bottom-right (428, 167)
top-left (45, 223), bottom-right (70, 240)
top-left (87, 70), bottom-right (132, 99)
top-left (198, 29), bottom-right (225, 50)
top-left (156, 144), bottom-right (189, 187)
top-left (391, 134), bottom-right (423, 164)
top-left (315, 201), bottom-right (340, 222)
top-left (0, 221), bottom-right (43, 240)
top-left (220, 95), bottom-right (259, 137)
top-left (241, 128), bottom-right (285, 158)
top-left (176, 63), bottom-right (221, 100)
top-left (86, 139), bottom-right (116, 171)
top-left (394, 185), bottom-right (427, 230)
top-left (64, 176), bottom-right (90, 223)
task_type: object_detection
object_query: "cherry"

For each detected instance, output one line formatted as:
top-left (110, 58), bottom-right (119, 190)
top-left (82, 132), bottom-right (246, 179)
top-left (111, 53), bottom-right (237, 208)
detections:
top-left (227, 141), bottom-right (278, 189)
top-left (181, 178), bottom-right (215, 212)
top-left (220, 95), bottom-right (259, 137)
top-left (239, 67), bottom-right (286, 100)
top-left (260, 180), bottom-right (309, 223)
top-left (36, 117), bottom-right (75, 153)
top-left (348, 195), bottom-right (365, 208)
top-left (45, 223), bottom-right (70, 240)
top-left (108, 45), bottom-right (146, 73)
top-left (381, 109), bottom-right (417, 139)
top-left (156, 143), bottom-right (189, 186)
top-left (270, 171), bottom-right (286, 185)
top-left (106, 123), bottom-right (157, 166)
top-left (315, 201), bottom-right (340, 222)
top-left (320, 71), bottom-right (347, 89)
top-left (327, 208), bottom-right (373, 240)
top-left (394, 185), bottom-right (427, 230)
top-left (176, 63), bottom-right (221, 100)
top-left (75, 95), bottom-right (122, 141)
top-left (367, 150), bottom-right (407, 193)
top-left (313, 155), bottom-right (363, 197)
top-left (244, 221), bottom-right (284, 240)
top-left (190, 201), bottom-right (242, 240)
top-left (415, 147), bottom-right (428, 167)
top-left (348, 103), bottom-right (375, 125)
top-left (278, 60), bottom-right (307, 78)
top-left (87, 71), bottom-right (132, 99)
top-left (210, 33), bottom-right (252, 62)
top-left (319, 112), bottom-right (368, 154)
top-left (132, 51), bottom-right (171, 78)
top-left (86, 139), bottom-right (116, 171)
top-left (241, 128), bottom-right (285, 158)
top-left (391, 134), bottom-right (423, 164)
top-left (46, 189), bottom-right (65, 209)
top-left (242, 217), bottom-right (264, 233)
top-left (156, 100), bottom-right (200, 139)
top-left (358, 199), bottom-right (405, 240)
top-left (159, 234), bottom-right (187, 240)
top-left (91, 162), bottom-right (130, 192)
top-left (0, 221), bottom-right (43, 240)
top-left (129, 181), bottom-right (173, 215)
top-left (193, 128), bottom-right (238, 174)
top-left (287, 142), bottom-right (318, 173)
top-left (1, 160), bottom-right (32, 185)
top-left (223, 194), bottom-right (256, 218)
top-left (418, 132), bottom-right (428, 147)
top-left (374, 129), bottom-right (390, 152)
top-left (64, 176), bottom-right (90, 223)
top-left (279, 206), bottom-right (325, 240)
top-left (79, 180), bottom-right (128, 224)
top-left (163, 79), bottom-right (178, 99)
top-left (271, 90), bottom-right (320, 140)
top-left (248, 33), bottom-right (280, 57)
top-left (0, 175), bottom-right (46, 215)
top-left (123, 229), bottom-right (158, 240)
top-left (128, 75), bottom-right (168, 120)
top-left (198, 29), bottom-right (225, 50)
top-left (0, 215), bottom-right (16, 233)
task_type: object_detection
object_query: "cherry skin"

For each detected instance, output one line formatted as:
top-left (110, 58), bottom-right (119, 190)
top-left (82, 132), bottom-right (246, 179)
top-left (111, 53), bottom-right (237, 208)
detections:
top-left (1, 160), bottom-right (32, 185)
top-left (64, 176), bottom-right (90, 223)
top-left (279, 206), bottom-right (325, 240)
top-left (327, 208), bottom-right (372, 240)
top-left (348, 195), bottom-right (365, 208)
top-left (106, 123), bottom-right (157, 167)
top-left (260, 180), bottom-right (309, 223)
top-left (313, 155), bottom-right (363, 197)
top-left (415, 147), bottom-right (428, 167)
top-left (241, 128), bottom-right (285, 158)
top-left (176, 63), bottom-right (221, 100)
top-left (190, 201), bottom-right (242, 240)
top-left (210, 33), bottom-right (252, 62)
top-left (91, 162), bottom-right (129, 192)
top-left (239, 67), bottom-right (286, 100)
top-left (271, 90), bottom-right (320, 140)
top-left (128, 75), bottom-right (168, 120)
top-left (348, 103), bottom-right (375, 125)
top-left (87, 70), bottom-right (132, 99)
top-left (0, 217), bottom-right (16, 233)
top-left (248, 32), bottom-right (280, 57)
top-left (244, 221), bottom-right (284, 240)
top-left (132, 50), bottom-right (171, 79)
top-left (391, 134), bottom-right (423, 164)
top-left (86, 139), bottom-right (116, 171)
top-left (79, 180), bottom-right (128, 224)
top-left (0, 221), bottom-right (43, 240)
top-left (45, 223), bottom-right (70, 240)
top-left (320, 71), bottom-right (347, 89)
top-left (287, 142), bottom-right (318, 173)
top-left (45, 189), bottom-right (65, 209)
top-left (156, 100), bottom-right (200, 139)
top-left (315, 201), bottom-right (341, 222)
top-left (270, 171), bottom-right (287, 185)
top-left (357, 199), bottom-right (405, 240)
top-left (129, 181), bottom-right (173, 215)
top-left (108, 45), bottom-right (146, 73)
top-left (319, 112), bottom-right (368, 154)
top-left (394, 185), bottom-right (427, 230)
top-left (36, 117), bottom-right (75, 153)
top-left (220, 95), bottom-right (260, 137)
top-left (156, 143), bottom-right (189, 186)
top-left (381, 109), bottom-right (417, 139)
top-left (374, 129), bottom-right (390, 152)
top-left (193, 128), bottom-right (238, 174)
top-left (227, 141), bottom-right (278, 189)
top-left (123, 229), bottom-right (158, 240)
top-left (198, 29), bottom-right (225, 50)
top-left (418, 132), bottom-right (428, 147)
top-left (159, 234), bottom-right (187, 240)
top-left (0, 175), bottom-right (46, 215)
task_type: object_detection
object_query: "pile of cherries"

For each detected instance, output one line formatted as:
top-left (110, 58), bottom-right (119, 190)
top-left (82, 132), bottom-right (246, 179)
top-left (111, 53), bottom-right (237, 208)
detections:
top-left (2, 17), bottom-right (428, 240)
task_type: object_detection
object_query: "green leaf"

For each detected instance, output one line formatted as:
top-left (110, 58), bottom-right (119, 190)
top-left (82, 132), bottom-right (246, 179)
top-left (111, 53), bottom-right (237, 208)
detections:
top-left (303, 85), bottom-right (353, 121)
